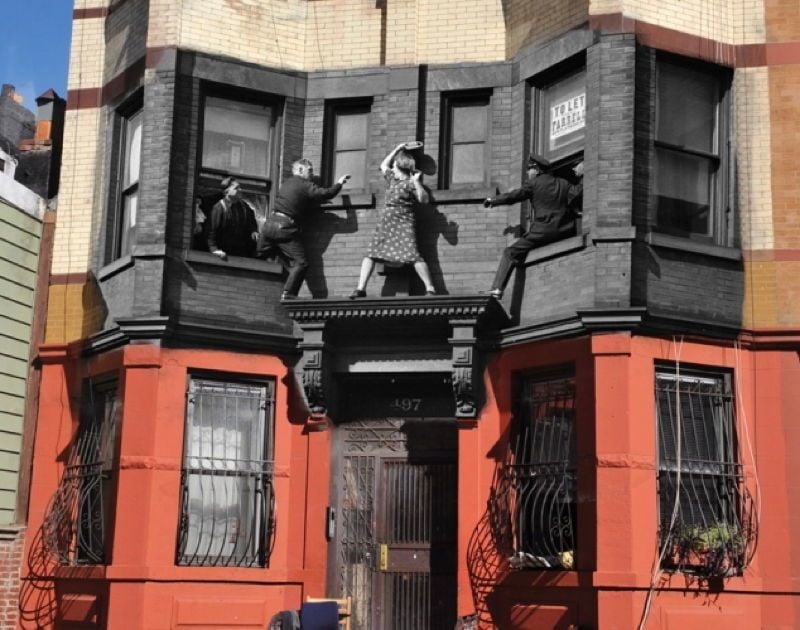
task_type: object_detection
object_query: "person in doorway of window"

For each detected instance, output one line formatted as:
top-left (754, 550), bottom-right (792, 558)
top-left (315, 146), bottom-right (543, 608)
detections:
top-left (481, 155), bottom-right (584, 299)
top-left (349, 142), bottom-right (436, 298)
top-left (257, 158), bottom-right (350, 301)
top-left (208, 177), bottom-right (259, 259)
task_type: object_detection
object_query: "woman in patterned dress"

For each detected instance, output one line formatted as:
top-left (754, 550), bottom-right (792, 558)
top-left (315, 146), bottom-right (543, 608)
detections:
top-left (349, 142), bottom-right (436, 298)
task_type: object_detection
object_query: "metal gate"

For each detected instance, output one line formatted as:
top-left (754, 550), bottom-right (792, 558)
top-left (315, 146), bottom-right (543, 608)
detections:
top-left (333, 418), bottom-right (457, 630)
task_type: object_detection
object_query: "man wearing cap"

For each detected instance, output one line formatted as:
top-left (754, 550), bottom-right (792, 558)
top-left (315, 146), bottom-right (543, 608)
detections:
top-left (257, 158), bottom-right (350, 300)
top-left (481, 155), bottom-right (584, 299)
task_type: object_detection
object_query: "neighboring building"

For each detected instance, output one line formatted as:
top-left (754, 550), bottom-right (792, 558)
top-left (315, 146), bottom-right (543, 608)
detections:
top-left (0, 146), bottom-right (51, 630)
top-left (23, 1), bottom-right (799, 629)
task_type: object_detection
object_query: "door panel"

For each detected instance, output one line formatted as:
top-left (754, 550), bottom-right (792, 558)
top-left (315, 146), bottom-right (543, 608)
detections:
top-left (333, 419), bottom-right (457, 630)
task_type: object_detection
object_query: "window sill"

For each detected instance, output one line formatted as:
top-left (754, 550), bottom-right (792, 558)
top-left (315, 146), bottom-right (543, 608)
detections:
top-left (522, 233), bottom-right (587, 267)
top-left (645, 231), bottom-right (741, 261)
top-left (184, 249), bottom-right (284, 275)
top-left (428, 187), bottom-right (495, 204)
top-left (97, 255), bottom-right (134, 281)
top-left (324, 192), bottom-right (375, 209)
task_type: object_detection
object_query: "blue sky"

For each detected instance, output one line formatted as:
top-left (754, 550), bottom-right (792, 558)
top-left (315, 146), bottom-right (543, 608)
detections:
top-left (1, 1), bottom-right (73, 109)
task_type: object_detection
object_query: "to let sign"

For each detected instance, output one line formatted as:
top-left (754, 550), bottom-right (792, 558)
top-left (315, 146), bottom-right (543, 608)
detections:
top-left (550, 93), bottom-right (585, 141)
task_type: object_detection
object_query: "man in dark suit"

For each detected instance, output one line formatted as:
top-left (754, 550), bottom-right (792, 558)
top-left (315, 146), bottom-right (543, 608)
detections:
top-left (207, 177), bottom-right (259, 258)
top-left (482, 155), bottom-right (584, 299)
top-left (257, 158), bottom-right (349, 300)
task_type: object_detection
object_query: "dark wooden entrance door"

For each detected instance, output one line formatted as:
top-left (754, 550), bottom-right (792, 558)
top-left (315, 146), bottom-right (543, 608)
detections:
top-left (332, 414), bottom-right (457, 630)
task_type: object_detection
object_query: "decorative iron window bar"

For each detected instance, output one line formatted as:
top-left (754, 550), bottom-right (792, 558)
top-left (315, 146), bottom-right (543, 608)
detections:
top-left (177, 377), bottom-right (276, 568)
top-left (656, 369), bottom-right (756, 577)
top-left (492, 373), bottom-right (577, 570)
top-left (43, 381), bottom-right (121, 566)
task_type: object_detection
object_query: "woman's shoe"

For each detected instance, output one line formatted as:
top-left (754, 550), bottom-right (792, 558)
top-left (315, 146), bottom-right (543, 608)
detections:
top-left (425, 290), bottom-right (437, 296)
top-left (349, 289), bottom-right (366, 299)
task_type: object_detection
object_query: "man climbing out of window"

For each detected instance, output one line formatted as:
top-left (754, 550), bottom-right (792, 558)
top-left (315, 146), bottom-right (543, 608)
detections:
top-left (257, 158), bottom-right (349, 301)
top-left (481, 155), bottom-right (584, 299)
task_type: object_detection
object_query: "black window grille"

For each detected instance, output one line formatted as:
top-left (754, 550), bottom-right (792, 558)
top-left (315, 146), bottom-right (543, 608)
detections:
top-left (177, 377), bottom-right (276, 567)
top-left (656, 367), bottom-right (756, 576)
top-left (43, 380), bottom-right (121, 565)
top-left (494, 372), bottom-right (576, 570)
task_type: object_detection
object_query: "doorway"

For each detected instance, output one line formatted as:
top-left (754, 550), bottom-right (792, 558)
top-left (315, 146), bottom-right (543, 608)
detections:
top-left (330, 375), bottom-right (458, 630)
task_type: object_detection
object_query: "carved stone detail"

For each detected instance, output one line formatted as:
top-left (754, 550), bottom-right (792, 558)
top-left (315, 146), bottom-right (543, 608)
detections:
top-left (297, 322), bottom-right (329, 420)
top-left (450, 321), bottom-right (479, 419)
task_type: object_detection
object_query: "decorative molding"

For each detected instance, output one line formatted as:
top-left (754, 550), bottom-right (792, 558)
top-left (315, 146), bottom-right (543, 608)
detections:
top-left (286, 295), bottom-right (509, 420)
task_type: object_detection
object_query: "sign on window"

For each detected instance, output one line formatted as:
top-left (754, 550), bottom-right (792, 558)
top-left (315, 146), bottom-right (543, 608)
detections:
top-left (550, 93), bottom-right (585, 141)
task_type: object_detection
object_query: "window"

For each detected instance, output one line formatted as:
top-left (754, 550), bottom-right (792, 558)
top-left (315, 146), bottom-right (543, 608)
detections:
top-left (197, 94), bottom-right (280, 233)
top-left (44, 380), bottom-right (121, 565)
top-left (440, 92), bottom-right (490, 188)
top-left (655, 58), bottom-right (730, 242)
top-left (496, 371), bottom-right (576, 570)
top-left (655, 367), bottom-right (753, 576)
top-left (177, 376), bottom-right (276, 567)
top-left (324, 100), bottom-right (371, 191)
top-left (534, 67), bottom-right (586, 163)
top-left (113, 108), bottom-right (142, 259)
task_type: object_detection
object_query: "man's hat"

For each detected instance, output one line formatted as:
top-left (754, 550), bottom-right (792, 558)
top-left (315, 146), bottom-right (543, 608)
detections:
top-left (527, 154), bottom-right (551, 170)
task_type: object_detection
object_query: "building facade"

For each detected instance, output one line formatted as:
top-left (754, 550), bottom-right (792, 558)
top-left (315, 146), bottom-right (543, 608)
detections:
top-left (23, 0), bottom-right (800, 628)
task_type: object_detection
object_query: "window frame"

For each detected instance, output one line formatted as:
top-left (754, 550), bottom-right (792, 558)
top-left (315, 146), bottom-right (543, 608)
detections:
top-left (500, 367), bottom-right (577, 570)
top-left (322, 98), bottom-right (372, 193)
top-left (176, 373), bottom-right (276, 568)
top-left (531, 62), bottom-right (587, 167)
top-left (439, 90), bottom-right (492, 190)
top-left (194, 86), bottom-right (283, 239)
top-left (109, 97), bottom-right (143, 261)
top-left (653, 54), bottom-right (732, 245)
top-left (44, 378), bottom-right (122, 566)
top-left (654, 364), bottom-right (751, 576)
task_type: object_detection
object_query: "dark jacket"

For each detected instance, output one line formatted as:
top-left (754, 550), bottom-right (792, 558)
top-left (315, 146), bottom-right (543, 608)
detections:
top-left (270, 176), bottom-right (343, 225)
top-left (207, 196), bottom-right (258, 256)
top-left (491, 173), bottom-right (582, 238)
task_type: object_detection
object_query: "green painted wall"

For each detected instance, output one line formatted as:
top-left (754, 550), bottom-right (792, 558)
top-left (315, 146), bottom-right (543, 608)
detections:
top-left (0, 199), bottom-right (42, 524)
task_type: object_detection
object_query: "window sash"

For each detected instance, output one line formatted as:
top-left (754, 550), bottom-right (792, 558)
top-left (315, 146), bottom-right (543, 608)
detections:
top-left (442, 94), bottom-right (490, 188)
top-left (535, 69), bottom-right (586, 162)
top-left (654, 59), bottom-right (727, 241)
top-left (177, 377), bottom-right (275, 568)
top-left (324, 102), bottom-right (371, 191)
top-left (114, 109), bottom-right (142, 259)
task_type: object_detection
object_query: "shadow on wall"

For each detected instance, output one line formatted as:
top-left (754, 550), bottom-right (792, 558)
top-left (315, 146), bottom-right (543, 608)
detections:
top-left (304, 208), bottom-right (358, 298)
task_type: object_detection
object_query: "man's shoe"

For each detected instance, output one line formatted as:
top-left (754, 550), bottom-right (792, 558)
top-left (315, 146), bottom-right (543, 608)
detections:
top-left (349, 289), bottom-right (366, 299)
top-left (281, 292), bottom-right (298, 301)
top-left (479, 289), bottom-right (503, 299)
top-left (425, 290), bottom-right (437, 296)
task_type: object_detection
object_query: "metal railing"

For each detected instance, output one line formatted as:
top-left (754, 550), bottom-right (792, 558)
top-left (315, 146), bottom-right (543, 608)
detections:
top-left (656, 370), bottom-right (757, 577)
top-left (176, 378), bottom-right (275, 567)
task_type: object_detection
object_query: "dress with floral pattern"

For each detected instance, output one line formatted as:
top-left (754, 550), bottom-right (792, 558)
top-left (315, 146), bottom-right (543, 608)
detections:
top-left (366, 171), bottom-right (423, 264)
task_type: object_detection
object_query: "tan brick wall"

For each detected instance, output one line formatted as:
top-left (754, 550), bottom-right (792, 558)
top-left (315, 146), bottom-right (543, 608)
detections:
top-left (415, 0), bottom-right (505, 64)
top-left (734, 67), bottom-right (774, 252)
top-left (385, 0), bottom-right (417, 65)
top-left (44, 280), bottom-right (106, 344)
top-left (52, 109), bottom-right (108, 276)
top-left (765, 0), bottom-right (800, 42)
top-left (742, 261), bottom-right (778, 328)
top-left (302, 0), bottom-right (383, 70)
top-left (504, 0), bottom-right (589, 58)
top-left (589, 0), bottom-right (767, 45)
top-left (67, 15), bottom-right (106, 90)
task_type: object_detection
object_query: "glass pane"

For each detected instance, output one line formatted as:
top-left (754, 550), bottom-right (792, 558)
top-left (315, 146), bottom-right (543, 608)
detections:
top-left (334, 149), bottom-right (366, 189)
top-left (202, 97), bottom-right (272, 177)
top-left (655, 148), bottom-right (714, 236)
top-left (451, 143), bottom-right (485, 184)
top-left (336, 111), bottom-right (368, 151)
top-left (123, 111), bottom-right (142, 188)
top-left (658, 62), bottom-right (717, 154)
top-left (119, 192), bottom-right (137, 257)
top-left (451, 102), bottom-right (487, 143)
top-left (538, 70), bottom-right (586, 159)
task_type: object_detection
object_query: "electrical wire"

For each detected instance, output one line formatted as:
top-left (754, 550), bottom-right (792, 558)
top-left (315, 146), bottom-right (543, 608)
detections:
top-left (638, 336), bottom-right (684, 630)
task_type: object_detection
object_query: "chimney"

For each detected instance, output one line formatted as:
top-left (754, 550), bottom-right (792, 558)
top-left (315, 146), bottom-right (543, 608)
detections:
top-left (34, 89), bottom-right (63, 142)
top-left (1, 84), bottom-right (23, 104)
